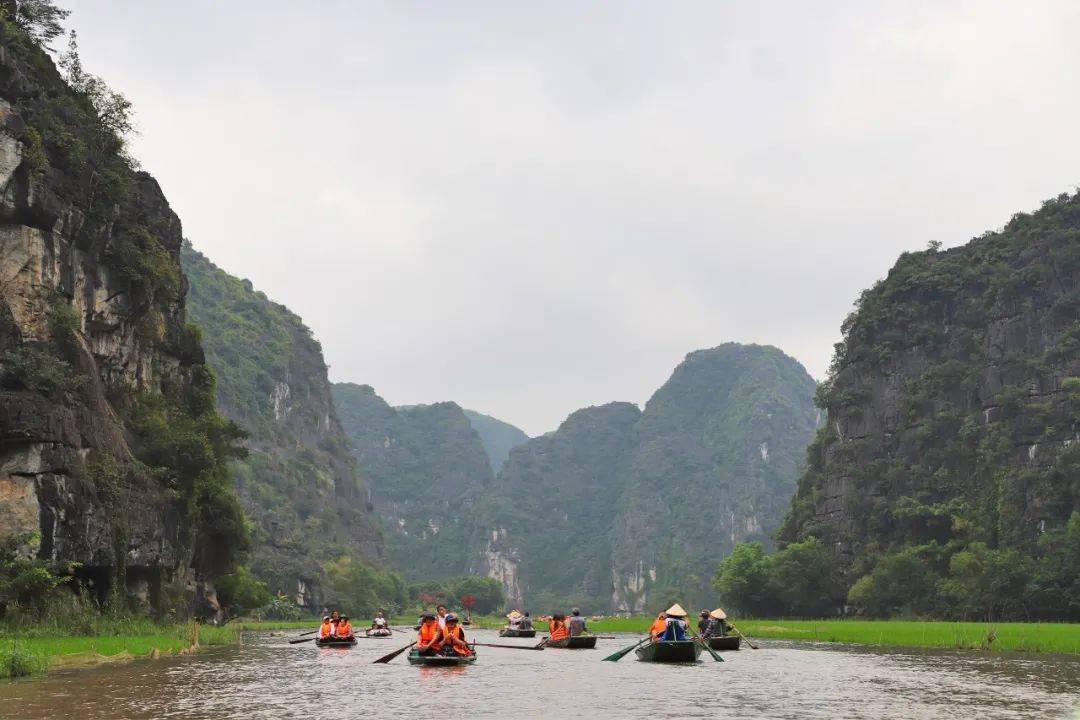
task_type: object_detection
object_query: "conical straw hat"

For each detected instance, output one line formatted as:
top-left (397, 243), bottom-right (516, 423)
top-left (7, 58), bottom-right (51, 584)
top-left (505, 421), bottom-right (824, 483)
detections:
top-left (664, 603), bottom-right (687, 617)
top-left (710, 607), bottom-right (727, 620)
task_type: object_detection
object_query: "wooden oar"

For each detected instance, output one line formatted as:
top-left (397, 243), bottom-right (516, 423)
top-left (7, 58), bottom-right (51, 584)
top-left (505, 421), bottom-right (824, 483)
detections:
top-left (289, 637), bottom-right (315, 645)
top-left (470, 642), bottom-right (545, 651)
top-left (729, 624), bottom-right (759, 650)
top-left (694, 637), bottom-right (724, 662)
top-left (298, 630), bottom-right (317, 636)
top-left (373, 641), bottom-right (416, 663)
top-left (601, 636), bottom-right (650, 662)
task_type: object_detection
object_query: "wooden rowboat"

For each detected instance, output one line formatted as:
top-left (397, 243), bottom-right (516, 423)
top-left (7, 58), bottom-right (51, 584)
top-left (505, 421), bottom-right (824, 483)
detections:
top-left (407, 649), bottom-right (477, 666)
top-left (366, 629), bottom-right (393, 638)
top-left (634, 640), bottom-right (701, 663)
top-left (707, 635), bottom-right (740, 651)
top-left (545, 635), bottom-right (597, 649)
top-left (499, 627), bottom-right (537, 638)
top-left (315, 637), bottom-right (357, 648)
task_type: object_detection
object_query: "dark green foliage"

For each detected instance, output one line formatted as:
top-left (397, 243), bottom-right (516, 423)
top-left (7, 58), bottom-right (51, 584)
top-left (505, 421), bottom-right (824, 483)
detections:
top-left (713, 538), bottom-right (831, 617)
top-left (407, 575), bottom-right (505, 615)
top-left (0, 345), bottom-right (75, 394)
top-left (2, 0), bottom-right (69, 46)
top-left (326, 558), bottom-right (407, 616)
top-left (780, 192), bottom-right (1080, 620)
top-left (214, 566), bottom-right (272, 616)
top-left (0, 535), bottom-right (71, 617)
top-left (104, 227), bottom-right (179, 305)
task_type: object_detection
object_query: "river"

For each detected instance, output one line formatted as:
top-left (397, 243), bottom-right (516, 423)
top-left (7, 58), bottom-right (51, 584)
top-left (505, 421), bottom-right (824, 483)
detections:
top-left (1, 630), bottom-right (1077, 719)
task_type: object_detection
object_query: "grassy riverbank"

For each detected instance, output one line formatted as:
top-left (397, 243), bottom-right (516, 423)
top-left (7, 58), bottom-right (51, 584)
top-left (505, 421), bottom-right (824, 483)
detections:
top-left (467, 614), bottom-right (1080, 654)
top-left (0, 620), bottom-right (248, 679)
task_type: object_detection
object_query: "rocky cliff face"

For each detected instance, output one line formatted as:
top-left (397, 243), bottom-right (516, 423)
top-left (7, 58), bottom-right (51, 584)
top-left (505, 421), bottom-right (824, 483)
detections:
top-left (331, 383), bottom-right (493, 581)
top-left (779, 194), bottom-right (1080, 603)
top-left (182, 246), bottom-right (382, 607)
top-left (462, 409), bottom-right (530, 473)
top-left (476, 344), bottom-right (819, 611)
top-left (0, 23), bottom-right (242, 613)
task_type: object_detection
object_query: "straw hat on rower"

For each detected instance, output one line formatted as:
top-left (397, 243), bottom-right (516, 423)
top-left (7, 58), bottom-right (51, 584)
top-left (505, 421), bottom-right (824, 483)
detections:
top-left (664, 603), bottom-right (687, 618)
top-left (710, 607), bottom-right (727, 620)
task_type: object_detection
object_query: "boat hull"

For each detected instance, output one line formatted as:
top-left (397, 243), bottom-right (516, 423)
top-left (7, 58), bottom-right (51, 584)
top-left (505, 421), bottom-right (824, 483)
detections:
top-left (546, 635), bottom-right (598, 649)
top-left (499, 628), bottom-right (537, 638)
top-left (315, 638), bottom-right (357, 648)
top-left (707, 636), bottom-right (740, 651)
top-left (635, 640), bottom-right (702, 663)
top-left (366, 630), bottom-right (393, 638)
top-left (407, 649), bottom-right (477, 666)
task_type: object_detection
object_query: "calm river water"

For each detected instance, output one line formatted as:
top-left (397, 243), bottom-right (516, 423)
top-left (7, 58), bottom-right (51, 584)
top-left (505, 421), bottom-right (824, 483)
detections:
top-left (1, 630), bottom-right (1077, 719)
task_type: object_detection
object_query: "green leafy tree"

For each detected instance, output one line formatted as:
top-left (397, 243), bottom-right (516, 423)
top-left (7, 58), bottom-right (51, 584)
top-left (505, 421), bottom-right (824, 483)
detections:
top-left (767, 537), bottom-right (833, 617)
top-left (1, 0), bottom-right (69, 47)
top-left (713, 542), bottom-right (774, 616)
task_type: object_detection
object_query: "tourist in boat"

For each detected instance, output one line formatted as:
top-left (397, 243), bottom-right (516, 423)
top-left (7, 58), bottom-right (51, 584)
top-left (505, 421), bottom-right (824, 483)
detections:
top-left (520, 611), bottom-right (533, 630)
top-left (648, 612), bottom-right (667, 640)
top-left (335, 615), bottom-right (354, 640)
top-left (416, 612), bottom-right (441, 655)
top-left (567, 608), bottom-right (589, 637)
top-left (698, 610), bottom-right (715, 638)
top-left (318, 615), bottom-right (334, 640)
top-left (548, 613), bottom-right (569, 642)
top-left (659, 604), bottom-right (689, 641)
top-left (436, 613), bottom-right (473, 656)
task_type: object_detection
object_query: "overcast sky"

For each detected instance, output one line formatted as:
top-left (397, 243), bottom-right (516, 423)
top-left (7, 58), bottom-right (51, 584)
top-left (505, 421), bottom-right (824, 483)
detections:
top-left (62, 1), bottom-right (1080, 435)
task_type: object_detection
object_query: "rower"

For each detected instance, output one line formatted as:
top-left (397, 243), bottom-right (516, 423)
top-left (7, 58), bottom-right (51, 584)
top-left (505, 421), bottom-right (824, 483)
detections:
top-left (416, 612), bottom-right (440, 655)
top-left (660, 604), bottom-right (689, 641)
top-left (648, 612), bottom-right (667, 640)
top-left (336, 615), bottom-right (353, 640)
top-left (436, 605), bottom-right (449, 630)
top-left (330, 610), bottom-right (341, 635)
top-left (437, 613), bottom-right (472, 656)
top-left (520, 611), bottom-right (533, 631)
top-left (567, 608), bottom-right (588, 637)
top-left (318, 615), bottom-right (334, 640)
top-left (548, 613), bottom-right (569, 642)
top-left (697, 610), bottom-right (713, 638)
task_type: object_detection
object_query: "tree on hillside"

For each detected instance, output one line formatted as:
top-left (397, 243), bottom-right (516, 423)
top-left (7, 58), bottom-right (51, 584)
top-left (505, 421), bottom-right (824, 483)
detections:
top-left (1, 0), bottom-right (69, 47)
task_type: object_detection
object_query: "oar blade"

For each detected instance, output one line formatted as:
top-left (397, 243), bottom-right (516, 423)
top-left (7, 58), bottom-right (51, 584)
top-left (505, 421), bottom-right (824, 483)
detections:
top-left (373, 641), bottom-right (416, 663)
top-left (601, 637), bottom-right (647, 662)
top-left (288, 638), bottom-right (315, 645)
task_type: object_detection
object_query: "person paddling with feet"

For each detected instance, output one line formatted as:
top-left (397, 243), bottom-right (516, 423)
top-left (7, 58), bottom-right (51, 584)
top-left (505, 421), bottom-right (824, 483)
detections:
top-left (567, 608), bottom-right (588, 637)
top-left (660, 604), bottom-right (689, 641)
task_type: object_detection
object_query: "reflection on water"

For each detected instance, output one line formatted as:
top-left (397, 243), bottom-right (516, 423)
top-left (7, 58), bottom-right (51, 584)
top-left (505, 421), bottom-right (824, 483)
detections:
top-left (1, 631), bottom-right (1077, 719)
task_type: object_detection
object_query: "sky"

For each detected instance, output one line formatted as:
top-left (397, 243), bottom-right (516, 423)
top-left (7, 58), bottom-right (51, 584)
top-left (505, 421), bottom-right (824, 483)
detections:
top-left (61, 1), bottom-right (1080, 436)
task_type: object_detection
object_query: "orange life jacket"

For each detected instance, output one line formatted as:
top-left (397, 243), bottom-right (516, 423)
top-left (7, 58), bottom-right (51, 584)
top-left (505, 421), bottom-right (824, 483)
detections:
top-left (418, 621), bottom-right (439, 646)
top-left (549, 620), bottom-right (569, 642)
top-left (319, 621), bottom-right (333, 638)
top-left (336, 621), bottom-right (352, 637)
top-left (649, 618), bottom-right (667, 638)
top-left (440, 624), bottom-right (471, 655)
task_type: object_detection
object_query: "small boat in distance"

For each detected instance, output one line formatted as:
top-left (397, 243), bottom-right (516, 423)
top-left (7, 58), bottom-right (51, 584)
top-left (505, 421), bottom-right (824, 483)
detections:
top-left (499, 627), bottom-right (537, 638)
top-left (366, 628), bottom-right (393, 638)
top-left (707, 635), bottom-right (740, 651)
top-left (407, 648), bottom-right (478, 666)
top-left (315, 637), bottom-right (358, 648)
top-left (545, 635), bottom-right (597, 649)
top-left (635, 640), bottom-right (702, 663)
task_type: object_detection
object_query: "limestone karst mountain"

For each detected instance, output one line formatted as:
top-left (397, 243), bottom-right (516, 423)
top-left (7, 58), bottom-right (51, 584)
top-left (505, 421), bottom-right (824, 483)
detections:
top-left (778, 194), bottom-right (1080, 615)
top-left (0, 23), bottom-right (246, 615)
top-left (331, 383), bottom-right (494, 581)
top-left (477, 344), bottom-right (819, 611)
top-left (182, 245), bottom-right (382, 607)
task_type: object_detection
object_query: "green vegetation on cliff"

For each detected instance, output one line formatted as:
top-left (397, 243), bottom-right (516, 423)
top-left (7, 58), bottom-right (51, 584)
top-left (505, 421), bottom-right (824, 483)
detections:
top-left (775, 192), bottom-right (1080, 621)
top-left (474, 344), bottom-right (819, 612)
top-left (0, 7), bottom-right (247, 619)
top-left (331, 383), bottom-right (493, 581)
top-left (182, 245), bottom-right (384, 610)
